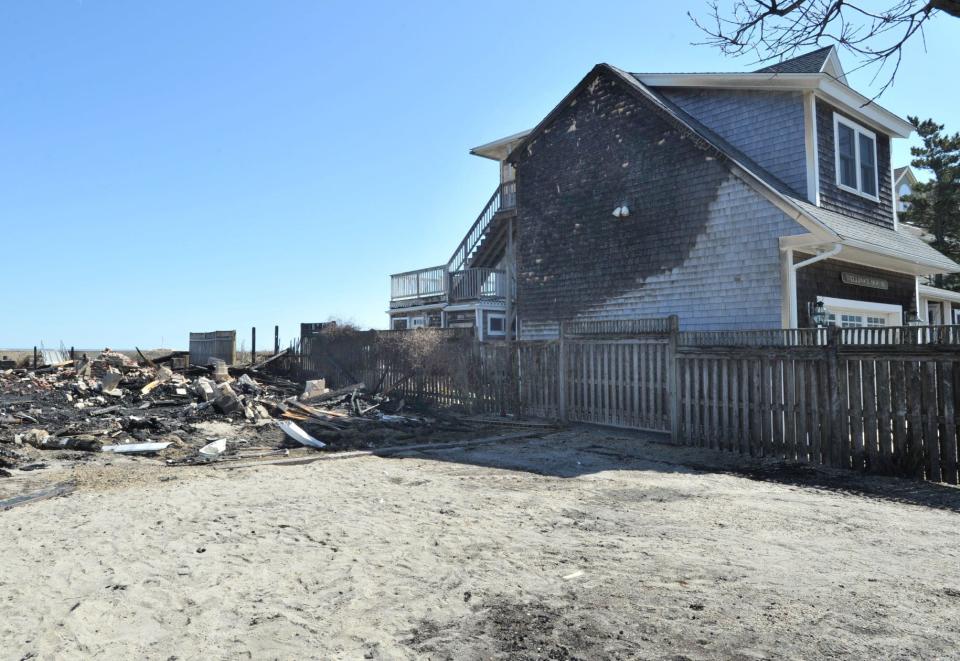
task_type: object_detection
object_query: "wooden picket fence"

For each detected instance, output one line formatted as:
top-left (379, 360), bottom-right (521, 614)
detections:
top-left (676, 347), bottom-right (960, 483)
top-left (291, 319), bottom-right (960, 484)
top-left (675, 326), bottom-right (960, 483)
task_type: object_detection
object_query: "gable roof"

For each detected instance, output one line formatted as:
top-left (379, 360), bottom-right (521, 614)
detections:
top-left (507, 63), bottom-right (957, 274)
top-left (894, 165), bottom-right (919, 187)
top-left (755, 46), bottom-right (834, 74)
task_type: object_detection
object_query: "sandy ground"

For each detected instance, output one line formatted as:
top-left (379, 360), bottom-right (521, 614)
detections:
top-left (2, 427), bottom-right (960, 660)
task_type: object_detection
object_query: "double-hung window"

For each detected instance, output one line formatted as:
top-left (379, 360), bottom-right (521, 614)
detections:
top-left (834, 114), bottom-right (879, 200)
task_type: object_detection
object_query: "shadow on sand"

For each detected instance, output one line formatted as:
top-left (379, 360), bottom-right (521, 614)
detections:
top-left (375, 425), bottom-right (960, 515)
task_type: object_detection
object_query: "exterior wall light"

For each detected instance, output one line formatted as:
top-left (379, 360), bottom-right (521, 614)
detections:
top-left (811, 300), bottom-right (828, 327)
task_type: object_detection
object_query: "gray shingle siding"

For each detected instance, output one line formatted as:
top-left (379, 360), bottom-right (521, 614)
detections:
top-left (571, 177), bottom-right (806, 331)
top-left (658, 88), bottom-right (808, 198)
top-left (816, 98), bottom-right (895, 228)
top-left (512, 71), bottom-right (806, 338)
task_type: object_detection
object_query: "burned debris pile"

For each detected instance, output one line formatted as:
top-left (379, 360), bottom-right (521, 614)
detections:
top-left (0, 350), bottom-right (446, 476)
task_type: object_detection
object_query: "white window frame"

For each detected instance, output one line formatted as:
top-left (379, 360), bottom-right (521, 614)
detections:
top-left (487, 313), bottom-right (506, 337)
top-left (409, 316), bottom-right (426, 329)
top-left (819, 296), bottom-right (902, 327)
top-left (391, 317), bottom-right (409, 331)
top-left (833, 113), bottom-right (880, 202)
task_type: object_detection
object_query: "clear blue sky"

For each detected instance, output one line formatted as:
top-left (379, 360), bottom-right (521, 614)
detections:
top-left (2, 1), bottom-right (957, 349)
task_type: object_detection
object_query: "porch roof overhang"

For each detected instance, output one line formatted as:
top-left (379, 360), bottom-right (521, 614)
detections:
top-left (387, 300), bottom-right (508, 315)
top-left (386, 302), bottom-right (447, 315)
top-left (780, 233), bottom-right (957, 277)
top-left (919, 284), bottom-right (960, 304)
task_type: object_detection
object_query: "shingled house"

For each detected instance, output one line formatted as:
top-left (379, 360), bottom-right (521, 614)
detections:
top-left (388, 47), bottom-right (958, 338)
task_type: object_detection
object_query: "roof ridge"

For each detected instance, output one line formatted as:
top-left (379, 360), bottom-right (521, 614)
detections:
top-left (754, 46), bottom-right (835, 74)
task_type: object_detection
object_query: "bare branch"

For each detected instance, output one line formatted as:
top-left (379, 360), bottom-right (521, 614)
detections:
top-left (690, 0), bottom-right (956, 95)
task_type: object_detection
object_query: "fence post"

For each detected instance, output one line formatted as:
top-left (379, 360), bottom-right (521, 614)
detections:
top-left (558, 322), bottom-right (567, 422)
top-left (511, 341), bottom-right (521, 418)
top-left (251, 327), bottom-right (256, 364)
top-left (826, 324), bottom-right (842, 466)
top-left (668, 315), bottom-right (680, 444)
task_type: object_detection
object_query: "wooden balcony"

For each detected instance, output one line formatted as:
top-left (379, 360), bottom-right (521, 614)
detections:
top-left (449, 268), bottom-right (508, 302)
top-left (390, 266), bottom-right (510, 307)
top-left (390, 265), bottom-right (447, 305)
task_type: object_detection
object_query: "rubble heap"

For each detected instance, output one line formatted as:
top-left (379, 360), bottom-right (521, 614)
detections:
top-left (0, 351), bottom-right (435, 475)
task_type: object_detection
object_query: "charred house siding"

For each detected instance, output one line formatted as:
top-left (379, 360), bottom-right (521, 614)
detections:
top-left (512, 71), bottom-right (804, 338)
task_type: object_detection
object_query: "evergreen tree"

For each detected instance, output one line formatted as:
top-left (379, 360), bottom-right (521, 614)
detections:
top-left (901, 117), bottom-right (960, 289)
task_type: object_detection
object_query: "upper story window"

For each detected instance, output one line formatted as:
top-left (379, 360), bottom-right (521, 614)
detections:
top-left (834, 114), bottom-right (879, 200)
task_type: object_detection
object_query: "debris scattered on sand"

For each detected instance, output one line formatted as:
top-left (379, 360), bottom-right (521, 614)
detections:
top-left (276, 421), bottom-right (326, 449)
top-left (0, 348), bottom-right (477, 475)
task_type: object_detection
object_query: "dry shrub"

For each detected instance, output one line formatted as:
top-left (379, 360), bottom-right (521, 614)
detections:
top-left (378, 328), bottom-right (463, 379)
top-left (317, 319), bottom-right (362, 338)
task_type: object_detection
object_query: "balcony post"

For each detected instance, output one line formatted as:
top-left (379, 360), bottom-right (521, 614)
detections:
top-left (505, 216), bottom-right (515, 342)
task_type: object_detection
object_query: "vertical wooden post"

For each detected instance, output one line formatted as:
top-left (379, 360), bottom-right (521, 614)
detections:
top-left (251, 327), bottom-right (256, 365)
top-left (505, 216), bottom-right (515, 342)
top-left (826, 324), bottom-right (842, 467)
top-left (274, 326), bottom-right (280, 355)
top-left (558, 322), bottom-right (567, 422)
top-left (70, 346), bottom-right (75, 361)
top-left (505, 216), bottom-right (519, 416)
top-left (33, 346), bottom-right (37, 369)
top-left (668, 315), bottom-right (680, 444)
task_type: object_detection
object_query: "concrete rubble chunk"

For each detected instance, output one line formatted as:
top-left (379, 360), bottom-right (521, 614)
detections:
top-left (213, 383), bottom-right (243, 415)
top-left (301, 379), bottom-right (328, 401)
top-left (100, 371), bottom-right (122, 392)
top-left (17, 429), bottom-right (49, 447)
top-left (195, 377), bottom-right (216, 402)
top-left (236, 374), bottom-right (260, 394)
top-left (16, 429), bottom-right (101, 452)
top-left (210, 360), bottom-right (230, 383)
top-left (100, 370), bottom-right (123, 397)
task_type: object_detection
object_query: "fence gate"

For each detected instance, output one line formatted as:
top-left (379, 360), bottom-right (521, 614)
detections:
top-left (517, 318), bottom-right (677, 432)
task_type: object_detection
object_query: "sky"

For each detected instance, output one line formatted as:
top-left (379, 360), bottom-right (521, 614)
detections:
top-left (2, 1), bottom-right (957, 350)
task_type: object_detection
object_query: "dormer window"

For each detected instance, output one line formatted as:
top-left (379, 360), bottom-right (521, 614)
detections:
top-left (834, 114), bottom-right (879, 200)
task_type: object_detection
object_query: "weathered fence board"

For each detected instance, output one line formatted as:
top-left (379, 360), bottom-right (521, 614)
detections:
top-left (287, 319), bottom-right (960, 484)
top-left (189, 330), bottom-right (236, 366)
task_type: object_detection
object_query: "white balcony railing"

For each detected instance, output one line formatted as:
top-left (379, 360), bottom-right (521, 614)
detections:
top-left (390, 265), bottom-right (447, 301)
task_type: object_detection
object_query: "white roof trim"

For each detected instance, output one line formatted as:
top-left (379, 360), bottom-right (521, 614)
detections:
top-left (636, 72), bottom-right (821, 89)
top-left (780, 236), bottom-right (954, 276)
top-left (920, 284), bottom-right (960, 304)
top-left (820, 47), bottom-right (847, 84)
top-left (635, 72), bottom-right (913, 138)
top-left (470, 130), bottom-right (532, 160)
top-left (820, 296), bottom-right (902, 314)
top-left (895, 166), bottom-right (919, 188)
